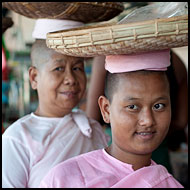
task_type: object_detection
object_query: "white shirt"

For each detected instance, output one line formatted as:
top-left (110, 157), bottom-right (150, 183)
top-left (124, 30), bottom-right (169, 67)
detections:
top-left (2, 110), bottom-right (108, 188)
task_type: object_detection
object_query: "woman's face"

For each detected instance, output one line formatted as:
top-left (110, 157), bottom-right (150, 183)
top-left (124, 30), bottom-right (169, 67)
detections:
top-left (33, 51), bottom-right (86, 117)
top-left (99, 71), bottom-right (171, 157)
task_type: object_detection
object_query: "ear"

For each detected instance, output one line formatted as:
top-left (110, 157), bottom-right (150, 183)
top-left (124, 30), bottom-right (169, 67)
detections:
top-left (98, 95), bottom-right (111, 124)
top-left (28, 66), bottom-right (38, 90)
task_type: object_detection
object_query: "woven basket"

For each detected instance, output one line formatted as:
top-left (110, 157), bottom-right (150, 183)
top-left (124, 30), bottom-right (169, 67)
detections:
top-left (2, 2), bottom-right (124, 23)
top-left (46, 15), bottom-right (188, 57)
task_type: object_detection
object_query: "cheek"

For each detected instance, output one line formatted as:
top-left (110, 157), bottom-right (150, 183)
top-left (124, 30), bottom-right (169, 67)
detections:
top-left (38, 72), bottom-right (58, 87)
top-left (156, 110), bottom-right (171, 135)
top-left (39, 80), bottom-right (60, 98)
top-left (110, 112), bottom-right (136, 140)
top-left (79, 76), bottom-right (86, 91)
top-left (110, 108), bottom-right (137, 128)
top-left (111, 121), bottom-right (134, 151)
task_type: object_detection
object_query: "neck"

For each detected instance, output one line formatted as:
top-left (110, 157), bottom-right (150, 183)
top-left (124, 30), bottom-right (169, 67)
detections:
top-left (106, 144), bottom-right (152, 171)
top-left (35, 106), bottom-right (71, 118)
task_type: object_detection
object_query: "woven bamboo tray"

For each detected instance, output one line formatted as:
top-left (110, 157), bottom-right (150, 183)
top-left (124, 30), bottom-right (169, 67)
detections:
top-left (2, 2), bottom-right (124, 23)
top-left (46, 15), bottom-right (188, 57)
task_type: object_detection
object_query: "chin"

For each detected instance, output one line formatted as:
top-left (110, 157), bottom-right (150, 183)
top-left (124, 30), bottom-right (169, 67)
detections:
top-left (134, 149), bottom-right (152, 155)
top-left (62, 104), bottom-right (78, 111)
top-left (134, 146), bottom-right (157, 155)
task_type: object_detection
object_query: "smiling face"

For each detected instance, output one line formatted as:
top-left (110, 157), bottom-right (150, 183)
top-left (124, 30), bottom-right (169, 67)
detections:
top-left (29, 41), bottom-right (86, 117)
top-left (99, 71), bottom-right (171, 158)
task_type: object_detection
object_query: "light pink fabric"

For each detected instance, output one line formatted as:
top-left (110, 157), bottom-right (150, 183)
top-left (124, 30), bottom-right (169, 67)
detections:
top-left (39, 149), bottom-right (183, 188)
top-left (32, 19), bottom-right (84, 39)
top-left (72, 109), bottom-right (92, 138)
top-left (2, 110), bottom-right (108, 188)
top-left (2, 47), bottom-right (6, 71)
top-left (105, 50), bottom-right (171, 73)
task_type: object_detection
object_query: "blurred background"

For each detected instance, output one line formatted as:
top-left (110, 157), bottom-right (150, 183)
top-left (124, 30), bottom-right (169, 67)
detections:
top-left (2, 2), bottom-right (188, 187)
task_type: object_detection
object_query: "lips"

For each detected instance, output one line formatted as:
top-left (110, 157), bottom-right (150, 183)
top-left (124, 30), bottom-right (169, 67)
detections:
top-left (60, 91), bottom-right (79, 98)
top-left (135, 131), bottom-right (156, 140)
top-left (135, 132), bottom-right (156, 136)
top-left (61, 91), bottom-right (78, 95)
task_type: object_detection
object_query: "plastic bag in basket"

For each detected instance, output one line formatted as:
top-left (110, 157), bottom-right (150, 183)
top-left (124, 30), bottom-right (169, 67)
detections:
top-left (118, 2), bottom-right (188, 24)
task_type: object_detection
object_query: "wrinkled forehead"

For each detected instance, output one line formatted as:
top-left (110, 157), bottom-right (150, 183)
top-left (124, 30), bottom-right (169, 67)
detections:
top-left (50, 52), bottom-right (85, 63)
top-left (31, 40), bottom-right (84, 68)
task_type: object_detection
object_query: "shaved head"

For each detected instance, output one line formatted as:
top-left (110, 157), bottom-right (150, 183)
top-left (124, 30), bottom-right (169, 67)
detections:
top-left (30, 39), bottom-right (54, 69)
top-left (104, 70), bottom-right (170, 103)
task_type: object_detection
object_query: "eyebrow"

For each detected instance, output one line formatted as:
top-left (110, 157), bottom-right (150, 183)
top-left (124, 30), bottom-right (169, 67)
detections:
top-left (125, 96), bottom-right (169, 102)
top-left (154, 96), bottom-right (170, 102)
top-left (53, 58), bottom-right (84, 64)
top-left (75, 59), bottom-right (84, 64)
top-left (54, 59), bottom-right (65, 63)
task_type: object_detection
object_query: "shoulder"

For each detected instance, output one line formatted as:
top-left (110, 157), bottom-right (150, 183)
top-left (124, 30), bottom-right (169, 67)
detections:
top-left (2, 114), bottom-right (35, 155)
top-left (40, 150), bottom-right (102, 188)
top-left (142, 162), bottom-right (183, 188)
top-left (3, 114), bottom-right (32, 137)
top-left (55, 149), bottom-right (102, 169)
top-left (2, 113), bottom-right (51, 148)
top-left (49, 149), bottom-right (102, 174)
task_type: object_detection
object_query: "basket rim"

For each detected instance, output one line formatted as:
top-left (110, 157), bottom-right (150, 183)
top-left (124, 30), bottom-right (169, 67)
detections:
top-left (2, 2), bottom-right (124, 9)
top-left (2, 2), bottom-right (124, 22)
top-left (46, 15), bottom-right (188, 57)
top-left (47, 15), bottom-right (188, 37)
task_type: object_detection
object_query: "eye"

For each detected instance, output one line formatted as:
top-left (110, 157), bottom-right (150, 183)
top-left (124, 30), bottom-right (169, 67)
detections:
top-left (73, 67), bottom-right (81, 71)
top-left (73, 65), bottom-right (84, 72)
top-left (127, 105), bottom-right (139, 110)
top-left (153, 103), bottom-right (165, 110)
top-left (54, 67), bottom-right (64, 71)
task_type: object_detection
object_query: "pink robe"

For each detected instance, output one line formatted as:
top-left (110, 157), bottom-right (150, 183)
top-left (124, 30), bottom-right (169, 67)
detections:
top-left (39, 149), bottom-right (183, 188)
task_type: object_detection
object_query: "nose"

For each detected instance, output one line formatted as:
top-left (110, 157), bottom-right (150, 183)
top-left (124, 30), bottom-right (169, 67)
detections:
top-left (138, 108), bottom-right (155, 127)
top-left (63, 69), bottom-right (77, 86)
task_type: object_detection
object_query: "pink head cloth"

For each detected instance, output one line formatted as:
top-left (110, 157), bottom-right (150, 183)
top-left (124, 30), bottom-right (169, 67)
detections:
top-left (105, 50), bottom-right (171, 73)
top-left (32, 19), bottom-right (84, 39)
